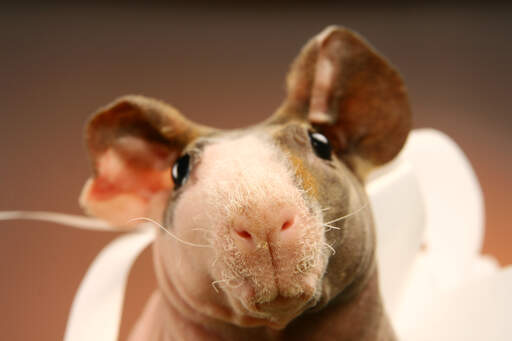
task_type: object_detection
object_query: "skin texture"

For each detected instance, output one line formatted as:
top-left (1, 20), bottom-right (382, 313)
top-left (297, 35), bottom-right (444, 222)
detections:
top-left (80, 26), bottom-right (411, 340)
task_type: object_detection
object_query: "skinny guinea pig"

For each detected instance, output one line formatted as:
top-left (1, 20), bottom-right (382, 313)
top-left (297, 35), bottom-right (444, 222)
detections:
top-left (79, 26), bottom-right (411, 341)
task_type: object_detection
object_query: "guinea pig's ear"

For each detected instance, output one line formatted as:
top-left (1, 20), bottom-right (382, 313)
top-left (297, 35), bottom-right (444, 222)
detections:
top-left (277, 26), bottom-right (412, 177)
top-left (80, 95), bottom-right (214, 228)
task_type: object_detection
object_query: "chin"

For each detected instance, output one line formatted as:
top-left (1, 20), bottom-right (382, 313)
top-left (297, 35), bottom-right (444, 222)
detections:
top-left (224, 272), bottom-right (323, 329)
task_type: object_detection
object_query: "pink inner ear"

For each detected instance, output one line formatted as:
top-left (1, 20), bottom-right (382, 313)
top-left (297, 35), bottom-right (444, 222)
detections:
top-left (309, 55), bottom-right (335, 124)
top-left (309, 33), bottom-right (340, 125)
top-left (90, 148), bottom-right (173, 200)
top-left (80, 138), bottom-right (174, 227)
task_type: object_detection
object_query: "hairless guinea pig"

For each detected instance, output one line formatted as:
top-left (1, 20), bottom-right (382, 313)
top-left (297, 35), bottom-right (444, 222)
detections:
top-left (79, 26), bottom-right (411, 341)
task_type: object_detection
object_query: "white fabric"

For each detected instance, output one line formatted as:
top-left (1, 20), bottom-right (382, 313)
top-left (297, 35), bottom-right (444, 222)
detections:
top-left (371, 129), bottom-right (511, 340)
top-left (367, 157), bottom-right (425, 315)
top-left (2, 129), bottom-right (510, 340)
top-left (64, 226), bottom-right (156, 341)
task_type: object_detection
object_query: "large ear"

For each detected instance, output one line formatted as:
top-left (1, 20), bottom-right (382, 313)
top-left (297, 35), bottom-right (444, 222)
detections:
top-left (80, 95), bottom-right (214, 228)
top-left (274, 26), bottom-right (412, 177)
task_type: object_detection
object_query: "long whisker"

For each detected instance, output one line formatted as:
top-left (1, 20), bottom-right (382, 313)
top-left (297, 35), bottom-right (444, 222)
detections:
top-left (211, 279), bottom-right (228, 293)
top-left (128, 217), bottom-right (212, 248)
top-left (323, 241), bottom-right (336, 255)
top-left (226, 278), bottom-right (243, 289)
top-left (191, 227), bottom-right (215, 237)
top-left (323, 223), bottom-right (341, 231)
top-left (211, 275), bottom-right (243, 293)
top-left (210, 254), bottom-right (220, 267)
top-left (323, 201), bottom-right (369, 226)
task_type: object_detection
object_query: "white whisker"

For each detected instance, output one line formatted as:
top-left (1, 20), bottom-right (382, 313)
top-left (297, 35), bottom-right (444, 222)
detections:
top-left (191, 227), bottom-right (214, 235)
top-left (226, 278), bottom-right (243, 288)
top-left (211, 279), bottom-right (228, 293)
top-left (323, 224), bottom-right (341, 231)
top-left (211, 255), bottom-right (220, 267)
top-left (298, 187), bottom-right (313, 195)
top-left (323, 201), bottom-right (369, 226)
top-left (323, 242), bottom-right (336, 255)
top-left (128, 217), bottom-right (212, 248)
top-left (211, 275), bottom-right (242, 293)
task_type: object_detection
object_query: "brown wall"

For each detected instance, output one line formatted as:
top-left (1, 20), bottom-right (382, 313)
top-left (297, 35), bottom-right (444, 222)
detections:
top-left (1, 4), bottom-right (510, 340)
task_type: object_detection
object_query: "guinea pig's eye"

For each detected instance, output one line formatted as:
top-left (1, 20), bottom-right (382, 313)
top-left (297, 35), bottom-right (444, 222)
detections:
top-left (171, 154), bottom-right (190, 188)
top-left (308, 131), bottom-right (332, 160)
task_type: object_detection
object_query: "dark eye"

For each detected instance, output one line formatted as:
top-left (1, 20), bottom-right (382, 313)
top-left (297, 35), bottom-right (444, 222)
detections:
top-left (308, 131), bottom-right (332, 160)
top-left (171, 154), bottom-right (190, 188)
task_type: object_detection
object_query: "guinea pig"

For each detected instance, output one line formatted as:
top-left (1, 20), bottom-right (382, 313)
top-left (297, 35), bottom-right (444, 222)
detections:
top-left (79, 26), bottom-right (411, 341)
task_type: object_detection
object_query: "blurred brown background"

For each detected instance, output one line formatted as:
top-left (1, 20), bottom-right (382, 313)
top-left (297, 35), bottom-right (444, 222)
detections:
top-left (0, 3), bottom-right (510, 340)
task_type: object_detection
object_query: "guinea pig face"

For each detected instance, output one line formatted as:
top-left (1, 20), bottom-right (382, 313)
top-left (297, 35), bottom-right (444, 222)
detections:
top-left (153, 121), bottom-right (374, 329)
top-left (80, 26), bottom-right (411, 331)
top-left (163, 128), bottom-right (325, 327)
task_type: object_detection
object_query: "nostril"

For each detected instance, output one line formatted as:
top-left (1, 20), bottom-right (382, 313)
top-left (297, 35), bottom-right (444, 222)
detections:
top-left (236, 229), bottom-right (252, 239)
top-left (281, 218), bottom-right (294, 231)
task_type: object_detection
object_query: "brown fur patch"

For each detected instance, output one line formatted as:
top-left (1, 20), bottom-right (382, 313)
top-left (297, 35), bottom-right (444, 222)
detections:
top-left (287, 153), bottom-right (318, 199)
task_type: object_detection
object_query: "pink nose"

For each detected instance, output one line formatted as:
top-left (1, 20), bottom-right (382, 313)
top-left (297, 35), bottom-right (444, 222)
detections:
top-left (232, 209), bottom-right (298, 249)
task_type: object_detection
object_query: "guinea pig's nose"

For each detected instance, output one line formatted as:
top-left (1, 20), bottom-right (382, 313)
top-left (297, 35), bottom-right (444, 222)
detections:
top-left (232, 209), bottom-right (298, 249)
top-left (235, 228), bottom-right (253, 240)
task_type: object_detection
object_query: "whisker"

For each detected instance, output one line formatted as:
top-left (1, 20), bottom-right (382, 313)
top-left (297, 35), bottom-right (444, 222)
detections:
top-left (226, 278), bottom-right (243, 288)
top-left (323, 242), bottom-right (336, 255)
top-left (323, 224), bottom-right (341, 231)
top-left (211, 275), bottom-right (242, 293)
top-left (298, 187), bottom-right (312, 195)
top-left (323, 201), bottom-right (369, 226)
top-left (128, 217), bottom-right (212, 248)
top-left (211, 279), bottom-right (228, 293)
top-left (191, 227), bottom-right (214, 235)
top-left (191, 227), bottom-right (215, 241)
top-left (211, 254), bottom-right (220, 267)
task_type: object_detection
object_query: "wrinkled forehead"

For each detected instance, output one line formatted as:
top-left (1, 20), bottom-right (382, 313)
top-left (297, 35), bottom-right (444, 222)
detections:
top-left (199, 121), bottom-right (308, 147)
top-left (193, 132), bottom-right (291, 183)
top-left (189, 122), bottom-right (311, 172)
top-left (184, 122), bottom-right (322, 205)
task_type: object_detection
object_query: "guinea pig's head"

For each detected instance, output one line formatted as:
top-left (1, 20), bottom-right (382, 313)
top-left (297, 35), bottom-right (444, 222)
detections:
top-left (80, 27), bottom-right (411, 329)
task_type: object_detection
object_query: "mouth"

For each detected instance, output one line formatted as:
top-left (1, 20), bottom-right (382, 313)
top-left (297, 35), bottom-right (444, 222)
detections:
top-left (251, 290), bottom-right (322, 329)
top-left (231, 273), bottom-right (320, 326)
top-left (256, 293), bottom-right (310, 315)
